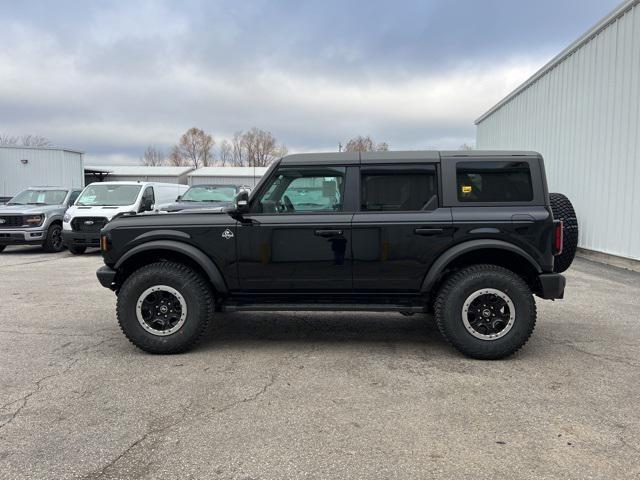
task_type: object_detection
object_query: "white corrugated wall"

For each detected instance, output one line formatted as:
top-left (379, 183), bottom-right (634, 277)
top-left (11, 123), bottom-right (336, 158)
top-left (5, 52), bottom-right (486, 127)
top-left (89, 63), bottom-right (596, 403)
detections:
top-left (97, 175), bottom-right (183, 184)
top-left (476, 2), bottom-right (640, 261)
top-left (0, 147), bottom-right (84, 199)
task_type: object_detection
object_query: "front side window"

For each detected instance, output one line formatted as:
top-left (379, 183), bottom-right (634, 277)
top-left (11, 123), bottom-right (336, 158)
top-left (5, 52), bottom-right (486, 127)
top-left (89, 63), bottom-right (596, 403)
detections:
top-left (8, 189), bottom-right (68, 205)
top-left (76, 185), bottom-right (142, 206)
top-left (457, 161), bottom-right (533, 202)
top-left (182, 185), bottom-right (237, 203)
top-left (253, 167), bottom-right (345, 213)
top-left (361, 166), bottom-right (438, 211)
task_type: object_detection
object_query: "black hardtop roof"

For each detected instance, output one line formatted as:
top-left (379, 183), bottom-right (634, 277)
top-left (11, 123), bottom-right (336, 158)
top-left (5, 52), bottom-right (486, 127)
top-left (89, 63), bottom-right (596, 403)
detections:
top-left (280, 150), bottom-right (540, 165)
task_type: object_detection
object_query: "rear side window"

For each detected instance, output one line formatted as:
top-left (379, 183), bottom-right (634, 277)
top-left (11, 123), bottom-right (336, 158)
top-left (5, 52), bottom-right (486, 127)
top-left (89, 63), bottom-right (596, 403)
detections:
top-left (456, 161), bottom-right (533, 202)
top-left (361, 165), bottom-right (438, 211)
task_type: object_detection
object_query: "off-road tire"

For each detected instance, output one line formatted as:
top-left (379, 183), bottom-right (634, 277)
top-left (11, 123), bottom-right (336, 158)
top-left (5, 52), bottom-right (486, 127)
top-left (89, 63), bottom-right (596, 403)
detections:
top-left (42, 223), bottom-right (64, 252)
top-left (68, 245), bottom-right (87, 255)
top-left (0, 245), bottom-right (5, 253)
top-left (116, 261), bottom-right (214, 354)
top-left (549, 192), bottom-right (578, 273)
top-left (434, 264), bottom-right (537, 360)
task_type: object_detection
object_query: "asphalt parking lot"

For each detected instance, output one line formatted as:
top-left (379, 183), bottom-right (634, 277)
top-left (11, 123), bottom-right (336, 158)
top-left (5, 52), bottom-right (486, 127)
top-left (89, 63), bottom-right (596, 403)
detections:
top-left (0, 246), bottom-right (639, 480)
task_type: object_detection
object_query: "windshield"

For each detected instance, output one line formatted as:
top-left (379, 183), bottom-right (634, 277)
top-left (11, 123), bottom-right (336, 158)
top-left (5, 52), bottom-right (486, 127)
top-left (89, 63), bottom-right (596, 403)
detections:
top-left (181, 185), bottom-right (237, 202)
top-left (8, 189), bottom-right (68, 205)
top-left (76, 184), bottom-right (142, 206)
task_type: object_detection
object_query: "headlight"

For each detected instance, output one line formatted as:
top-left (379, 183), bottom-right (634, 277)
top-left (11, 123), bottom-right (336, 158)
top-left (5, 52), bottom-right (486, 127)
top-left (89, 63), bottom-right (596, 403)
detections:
top-left (25, 215), bottom-right (44, 226)
top-left (63, 213), bottom-right (71, 222)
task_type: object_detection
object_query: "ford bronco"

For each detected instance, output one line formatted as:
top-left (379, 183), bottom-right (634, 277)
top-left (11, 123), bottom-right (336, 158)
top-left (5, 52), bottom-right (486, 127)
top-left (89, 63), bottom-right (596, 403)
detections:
top-left (96, 151), bottom-right (578, 359)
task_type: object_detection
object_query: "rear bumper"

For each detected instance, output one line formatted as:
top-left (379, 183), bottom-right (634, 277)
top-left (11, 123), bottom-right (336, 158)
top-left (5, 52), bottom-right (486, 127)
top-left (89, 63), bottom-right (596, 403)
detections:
top-left (0, 229), bottom-right (45, 245)
top-left (62, 230), bottom-right (100, 248)
top-left (537, 273), bottom-right (566, 300)
top-left (96, 265), bottom-right (117, 290)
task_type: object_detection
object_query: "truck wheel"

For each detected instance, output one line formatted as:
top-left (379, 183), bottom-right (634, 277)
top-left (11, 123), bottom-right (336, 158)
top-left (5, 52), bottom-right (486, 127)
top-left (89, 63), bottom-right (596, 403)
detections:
top-left (68, 245), bottom-right (87, 255)
top-left (434, 264), bottom-right (536, 360)
top-left (42, 223), bottom-right (64, 252)
top-left (549, 192), bottom-right (578, 273)
top-left (116, 261), bottom-right (214, 354)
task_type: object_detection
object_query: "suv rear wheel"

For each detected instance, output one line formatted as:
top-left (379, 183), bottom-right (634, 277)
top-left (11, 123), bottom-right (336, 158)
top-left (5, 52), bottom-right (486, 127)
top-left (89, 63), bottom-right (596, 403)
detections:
top-left (116, 261), bottom-right (214, 354)
top-left (434, 264), bottom-right (536, 359)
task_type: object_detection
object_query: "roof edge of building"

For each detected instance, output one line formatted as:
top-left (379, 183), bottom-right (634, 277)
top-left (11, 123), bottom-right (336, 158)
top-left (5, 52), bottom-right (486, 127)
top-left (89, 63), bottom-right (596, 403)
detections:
top-left (474, 0), bottom-right (639, 125)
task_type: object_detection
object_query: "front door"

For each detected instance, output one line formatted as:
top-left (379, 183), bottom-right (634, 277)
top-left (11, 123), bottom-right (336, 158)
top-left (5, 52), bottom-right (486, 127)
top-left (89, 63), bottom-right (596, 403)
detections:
top-left (237, 165), bottom-right (353, 292)
top-left (352, 164), bottom-right (453, 292)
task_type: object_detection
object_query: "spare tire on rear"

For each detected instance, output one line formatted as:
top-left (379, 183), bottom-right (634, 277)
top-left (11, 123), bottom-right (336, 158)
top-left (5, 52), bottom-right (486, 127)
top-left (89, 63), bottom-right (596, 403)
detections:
top-left (549, 192), bottom-right (578, 273)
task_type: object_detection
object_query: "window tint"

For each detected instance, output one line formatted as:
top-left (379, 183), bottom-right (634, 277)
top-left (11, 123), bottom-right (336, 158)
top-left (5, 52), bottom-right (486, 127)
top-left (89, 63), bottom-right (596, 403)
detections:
top-left (361, 166), bottom-right (437, 211)
top-left (456, 161), bottom-right (533, 202)
top-left (254, 167), bottom-right (345, 213)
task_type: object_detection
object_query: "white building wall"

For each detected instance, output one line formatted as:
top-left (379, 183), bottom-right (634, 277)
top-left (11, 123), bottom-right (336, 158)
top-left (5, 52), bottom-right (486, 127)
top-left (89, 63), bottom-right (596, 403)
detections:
top-left (476, 1), bottom-right (640, 261)
top-left (99, 175), bottom-right (184, 184)
top-left (0, 147), bottom-right (84, 199)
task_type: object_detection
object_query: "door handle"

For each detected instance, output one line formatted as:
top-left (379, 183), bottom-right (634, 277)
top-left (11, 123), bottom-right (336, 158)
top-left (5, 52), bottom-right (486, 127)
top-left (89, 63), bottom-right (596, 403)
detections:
top-left (414, 227), bottom-right (444, 236)
top-left (315, 229), bottom-right (343, 237)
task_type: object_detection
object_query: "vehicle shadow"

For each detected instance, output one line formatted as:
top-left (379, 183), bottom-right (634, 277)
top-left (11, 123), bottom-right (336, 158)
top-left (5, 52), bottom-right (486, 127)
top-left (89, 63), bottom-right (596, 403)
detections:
top-left (195, 311), bottom-right (449, 352)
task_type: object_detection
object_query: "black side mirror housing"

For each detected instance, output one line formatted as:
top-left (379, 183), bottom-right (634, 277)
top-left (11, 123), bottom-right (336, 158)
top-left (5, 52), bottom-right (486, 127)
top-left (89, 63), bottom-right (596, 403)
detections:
top-left (228, 190), bottom-right (250, 220)
top-left (176, 195), bottom-right (182, 202)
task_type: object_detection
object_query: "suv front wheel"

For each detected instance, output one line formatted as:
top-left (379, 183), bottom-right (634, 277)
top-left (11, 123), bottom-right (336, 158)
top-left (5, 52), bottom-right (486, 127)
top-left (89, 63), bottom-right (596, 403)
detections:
top-left (434, 264), bottom-right (536, 359)
top-left (116, 262), bottom-right (214, 354)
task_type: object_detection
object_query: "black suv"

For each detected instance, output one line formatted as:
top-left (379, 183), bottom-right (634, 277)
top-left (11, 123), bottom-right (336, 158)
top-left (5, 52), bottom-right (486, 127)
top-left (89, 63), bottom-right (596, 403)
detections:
top-left (96, 151), bottom-right (578, 359)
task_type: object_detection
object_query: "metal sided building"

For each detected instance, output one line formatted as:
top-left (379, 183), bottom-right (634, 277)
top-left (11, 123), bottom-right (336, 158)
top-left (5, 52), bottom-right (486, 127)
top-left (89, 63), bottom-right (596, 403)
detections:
top-left (475, 0), bottom-right (640, 263)
top-left (85, 165), bottom-right (194, 185)
top-left (0, 146), bottom-right (84, 202)
top-left (188, 167), bottom-right (269, 187)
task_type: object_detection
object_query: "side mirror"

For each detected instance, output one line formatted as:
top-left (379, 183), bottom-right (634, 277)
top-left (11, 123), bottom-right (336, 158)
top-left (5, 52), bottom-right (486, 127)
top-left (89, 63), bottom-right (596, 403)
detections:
top-left (235, 190), bottom-right (250, 213)
top-left (228, 190), bottom-right (249, 220)
top-left (176, 195), bottom-right (182, 202)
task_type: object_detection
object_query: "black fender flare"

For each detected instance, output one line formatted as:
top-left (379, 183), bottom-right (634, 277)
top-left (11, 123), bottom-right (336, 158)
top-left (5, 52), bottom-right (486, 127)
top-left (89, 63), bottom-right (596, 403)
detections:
top-left (114, 240), bottom-right (228, 294)
top-left (420, 239), bottom-right (542, 293)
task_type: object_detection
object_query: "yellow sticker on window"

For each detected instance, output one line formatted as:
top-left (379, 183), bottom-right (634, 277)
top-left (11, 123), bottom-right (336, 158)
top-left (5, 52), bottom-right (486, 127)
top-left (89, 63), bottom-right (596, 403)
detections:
top-left (462, 185), bottom-right (472, 193)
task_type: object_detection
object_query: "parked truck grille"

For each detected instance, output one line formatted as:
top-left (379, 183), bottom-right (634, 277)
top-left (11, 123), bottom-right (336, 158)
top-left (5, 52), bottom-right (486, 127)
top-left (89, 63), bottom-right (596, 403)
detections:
top-left (71, 217), bottom-right (109, 233)
top-left (0, 215), bottom-right (24, 228)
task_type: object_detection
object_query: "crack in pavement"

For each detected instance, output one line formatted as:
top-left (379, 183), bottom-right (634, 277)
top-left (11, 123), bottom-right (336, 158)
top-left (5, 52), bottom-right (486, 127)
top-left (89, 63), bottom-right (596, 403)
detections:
top-left (0, 329), bottom-right (117, 339)
top-left (0, 358), bottom-right (79, 432)
top-left (0, 338), bottom-right (113, 433)
top-left (0, 256), bottom-right (69, 268)
top-left (541, 337), bottom-right (639, 368)
top-left (212, 373), bottom-right (277, 415)
top-left (81, 375), bottom-right (277, 479)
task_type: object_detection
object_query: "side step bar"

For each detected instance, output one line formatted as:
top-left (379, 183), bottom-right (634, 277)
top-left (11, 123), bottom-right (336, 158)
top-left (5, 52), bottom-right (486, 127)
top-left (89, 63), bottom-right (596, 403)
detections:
top-left (222, 303), bottom-right (426, 313)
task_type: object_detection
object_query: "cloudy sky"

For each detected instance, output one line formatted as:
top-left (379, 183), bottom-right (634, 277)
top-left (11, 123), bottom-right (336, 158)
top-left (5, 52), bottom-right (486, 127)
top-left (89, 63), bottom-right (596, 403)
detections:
top-left (0, 0), bottom-right (621, 164)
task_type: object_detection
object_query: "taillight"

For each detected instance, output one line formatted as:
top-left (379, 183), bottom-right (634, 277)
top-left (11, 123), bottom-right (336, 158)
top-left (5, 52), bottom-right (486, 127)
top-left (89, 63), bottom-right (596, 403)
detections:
top-left (553, 221), bottom-right (563, 255)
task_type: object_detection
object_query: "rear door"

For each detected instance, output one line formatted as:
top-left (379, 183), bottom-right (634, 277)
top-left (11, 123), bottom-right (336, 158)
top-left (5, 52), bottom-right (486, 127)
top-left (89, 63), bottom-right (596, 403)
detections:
top-left (352, 163), bottom-right (453, 292)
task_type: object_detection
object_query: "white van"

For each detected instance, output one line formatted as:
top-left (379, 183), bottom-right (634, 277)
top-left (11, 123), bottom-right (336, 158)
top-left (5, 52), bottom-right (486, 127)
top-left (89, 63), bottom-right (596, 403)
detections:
top-left (62, 181), bottom-right (188, 254)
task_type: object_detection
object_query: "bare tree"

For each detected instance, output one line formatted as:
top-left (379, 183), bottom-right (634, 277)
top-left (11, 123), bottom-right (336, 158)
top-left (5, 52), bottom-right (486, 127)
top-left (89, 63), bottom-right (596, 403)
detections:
top-left (0, 134), bottom-right (18, 146)
top-left (217, 139), bottom-right (233, 166)
top-left (20, 135), bottom-right (53, 147)
top-left (343, 135), bottom-right (389, 152)
top-left (141, 146), bottom-right (166, 166)
top-left (0, 133), bottom-right (52, 147)
top-left (168, 146), bottom-right (185, 166)
top-left (171, 127), bottom-right (215, 169)
top-left (458, 143), bottom-right (474, 150)
top-left (240, 128), bottom-right (287, 167)
top-left (231, 131), bottom-right (245, 166)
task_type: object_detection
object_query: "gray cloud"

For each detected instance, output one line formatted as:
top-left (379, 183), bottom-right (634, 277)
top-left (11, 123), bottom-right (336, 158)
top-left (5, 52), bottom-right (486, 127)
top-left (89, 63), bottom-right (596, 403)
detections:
top-left (0, 0), bottom-right (621, 164)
